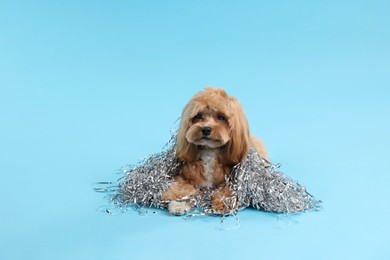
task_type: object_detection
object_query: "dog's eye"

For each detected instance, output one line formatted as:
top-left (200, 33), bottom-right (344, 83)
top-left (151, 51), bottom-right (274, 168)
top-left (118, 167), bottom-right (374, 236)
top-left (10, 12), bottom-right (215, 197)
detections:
top-left (217, 114), bottom-right (226, 121)
top-left (193, 114), bottom-right (203, 120)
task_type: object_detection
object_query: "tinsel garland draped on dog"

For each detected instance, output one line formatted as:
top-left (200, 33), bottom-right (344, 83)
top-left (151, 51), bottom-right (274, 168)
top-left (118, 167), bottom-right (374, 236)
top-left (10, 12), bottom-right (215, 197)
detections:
top-left (96, 135), bottom-right (322, 216)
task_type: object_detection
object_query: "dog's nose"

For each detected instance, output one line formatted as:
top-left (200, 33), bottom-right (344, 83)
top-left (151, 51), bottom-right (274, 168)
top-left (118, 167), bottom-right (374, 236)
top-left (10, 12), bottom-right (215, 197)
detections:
top-left (202, 127), bottom-right (212, 136)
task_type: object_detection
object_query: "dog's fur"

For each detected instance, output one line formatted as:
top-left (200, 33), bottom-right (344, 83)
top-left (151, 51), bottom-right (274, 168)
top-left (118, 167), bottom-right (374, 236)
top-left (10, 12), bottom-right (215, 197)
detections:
top-left (161, 87), bottom-right (267, 215)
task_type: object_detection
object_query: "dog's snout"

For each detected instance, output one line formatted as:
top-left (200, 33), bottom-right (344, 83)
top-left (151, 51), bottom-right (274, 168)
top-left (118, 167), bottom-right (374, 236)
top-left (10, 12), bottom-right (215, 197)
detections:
top-left (202, 127), bottom-right (212, 136)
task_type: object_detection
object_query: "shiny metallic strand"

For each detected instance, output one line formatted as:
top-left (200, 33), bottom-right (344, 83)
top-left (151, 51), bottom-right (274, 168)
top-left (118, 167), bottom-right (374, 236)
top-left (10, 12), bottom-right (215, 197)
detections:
top-left (111, 145), bottom-right (182, 209)
top-left (100, 134), bottom-right (322, 215)
top-left (229, 148), bottom-right (322, 213)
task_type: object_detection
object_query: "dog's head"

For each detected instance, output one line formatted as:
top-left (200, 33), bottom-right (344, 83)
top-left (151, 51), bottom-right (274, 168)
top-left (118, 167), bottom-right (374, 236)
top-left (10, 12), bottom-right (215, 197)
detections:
top-left (176, 87), bottom-right (250, 164)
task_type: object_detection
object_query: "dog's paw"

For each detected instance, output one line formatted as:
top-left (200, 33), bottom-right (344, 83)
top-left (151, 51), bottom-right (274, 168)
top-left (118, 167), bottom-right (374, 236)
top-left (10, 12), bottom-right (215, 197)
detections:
top-left (168, 201), bottom-right (192, 216)
top-left (212, 188), bottom-right (237, 215)
top-left (212, 196), bottom-right (231, 214)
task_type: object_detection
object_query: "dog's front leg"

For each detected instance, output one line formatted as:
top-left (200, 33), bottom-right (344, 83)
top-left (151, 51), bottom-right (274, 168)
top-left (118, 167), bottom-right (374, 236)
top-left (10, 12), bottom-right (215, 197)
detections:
top-left (212, 186), bottom-right (237, 214)
top-left (161, 178), bottom-right (196, 216)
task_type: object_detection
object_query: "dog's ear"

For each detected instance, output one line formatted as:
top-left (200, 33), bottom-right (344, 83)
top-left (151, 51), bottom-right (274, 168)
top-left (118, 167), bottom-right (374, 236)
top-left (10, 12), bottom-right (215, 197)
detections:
top-left (225, 97), bottom-right (250, 164)
top-left (176, 102), bottom-right (198, 162)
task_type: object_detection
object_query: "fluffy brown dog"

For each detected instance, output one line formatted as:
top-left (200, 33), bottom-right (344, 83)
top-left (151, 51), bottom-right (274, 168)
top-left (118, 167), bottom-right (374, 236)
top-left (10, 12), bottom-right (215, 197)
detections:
top-left (161, 87), bottom-right (268, 215)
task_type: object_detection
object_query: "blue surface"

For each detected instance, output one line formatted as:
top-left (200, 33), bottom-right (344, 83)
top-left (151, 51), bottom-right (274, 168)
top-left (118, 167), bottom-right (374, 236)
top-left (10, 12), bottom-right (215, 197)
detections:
top-left (1, 1), bottom-right (389, 259)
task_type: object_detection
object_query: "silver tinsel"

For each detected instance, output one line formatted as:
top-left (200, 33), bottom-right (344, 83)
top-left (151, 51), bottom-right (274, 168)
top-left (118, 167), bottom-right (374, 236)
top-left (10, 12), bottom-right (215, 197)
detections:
top-left (97, 135), bottom-right (321, 215)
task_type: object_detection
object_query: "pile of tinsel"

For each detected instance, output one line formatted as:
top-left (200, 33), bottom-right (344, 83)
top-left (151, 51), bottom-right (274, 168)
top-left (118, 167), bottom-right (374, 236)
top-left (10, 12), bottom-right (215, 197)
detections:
top-left (96, 135), bottom-right (322, 216)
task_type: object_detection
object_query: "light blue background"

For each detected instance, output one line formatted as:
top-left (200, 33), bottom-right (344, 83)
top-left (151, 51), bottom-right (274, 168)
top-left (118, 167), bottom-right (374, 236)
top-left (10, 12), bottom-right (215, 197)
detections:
top-left (1, 1), bottom-right (389, 259)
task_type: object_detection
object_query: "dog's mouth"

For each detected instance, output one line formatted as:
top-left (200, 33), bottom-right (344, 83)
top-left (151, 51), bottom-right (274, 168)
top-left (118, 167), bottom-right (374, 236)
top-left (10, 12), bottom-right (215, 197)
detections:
top-left (186, 129), bottom-right (229, 148)
top-left (199, 136), bottom-right (218, 142)
top-left (192, 136), bottom-right (225, 148)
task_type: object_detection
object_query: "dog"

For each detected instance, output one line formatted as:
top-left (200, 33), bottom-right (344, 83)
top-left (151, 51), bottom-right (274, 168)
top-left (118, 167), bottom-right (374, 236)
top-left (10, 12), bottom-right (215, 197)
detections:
top-left (161, 87), bottom-right (268, 215)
